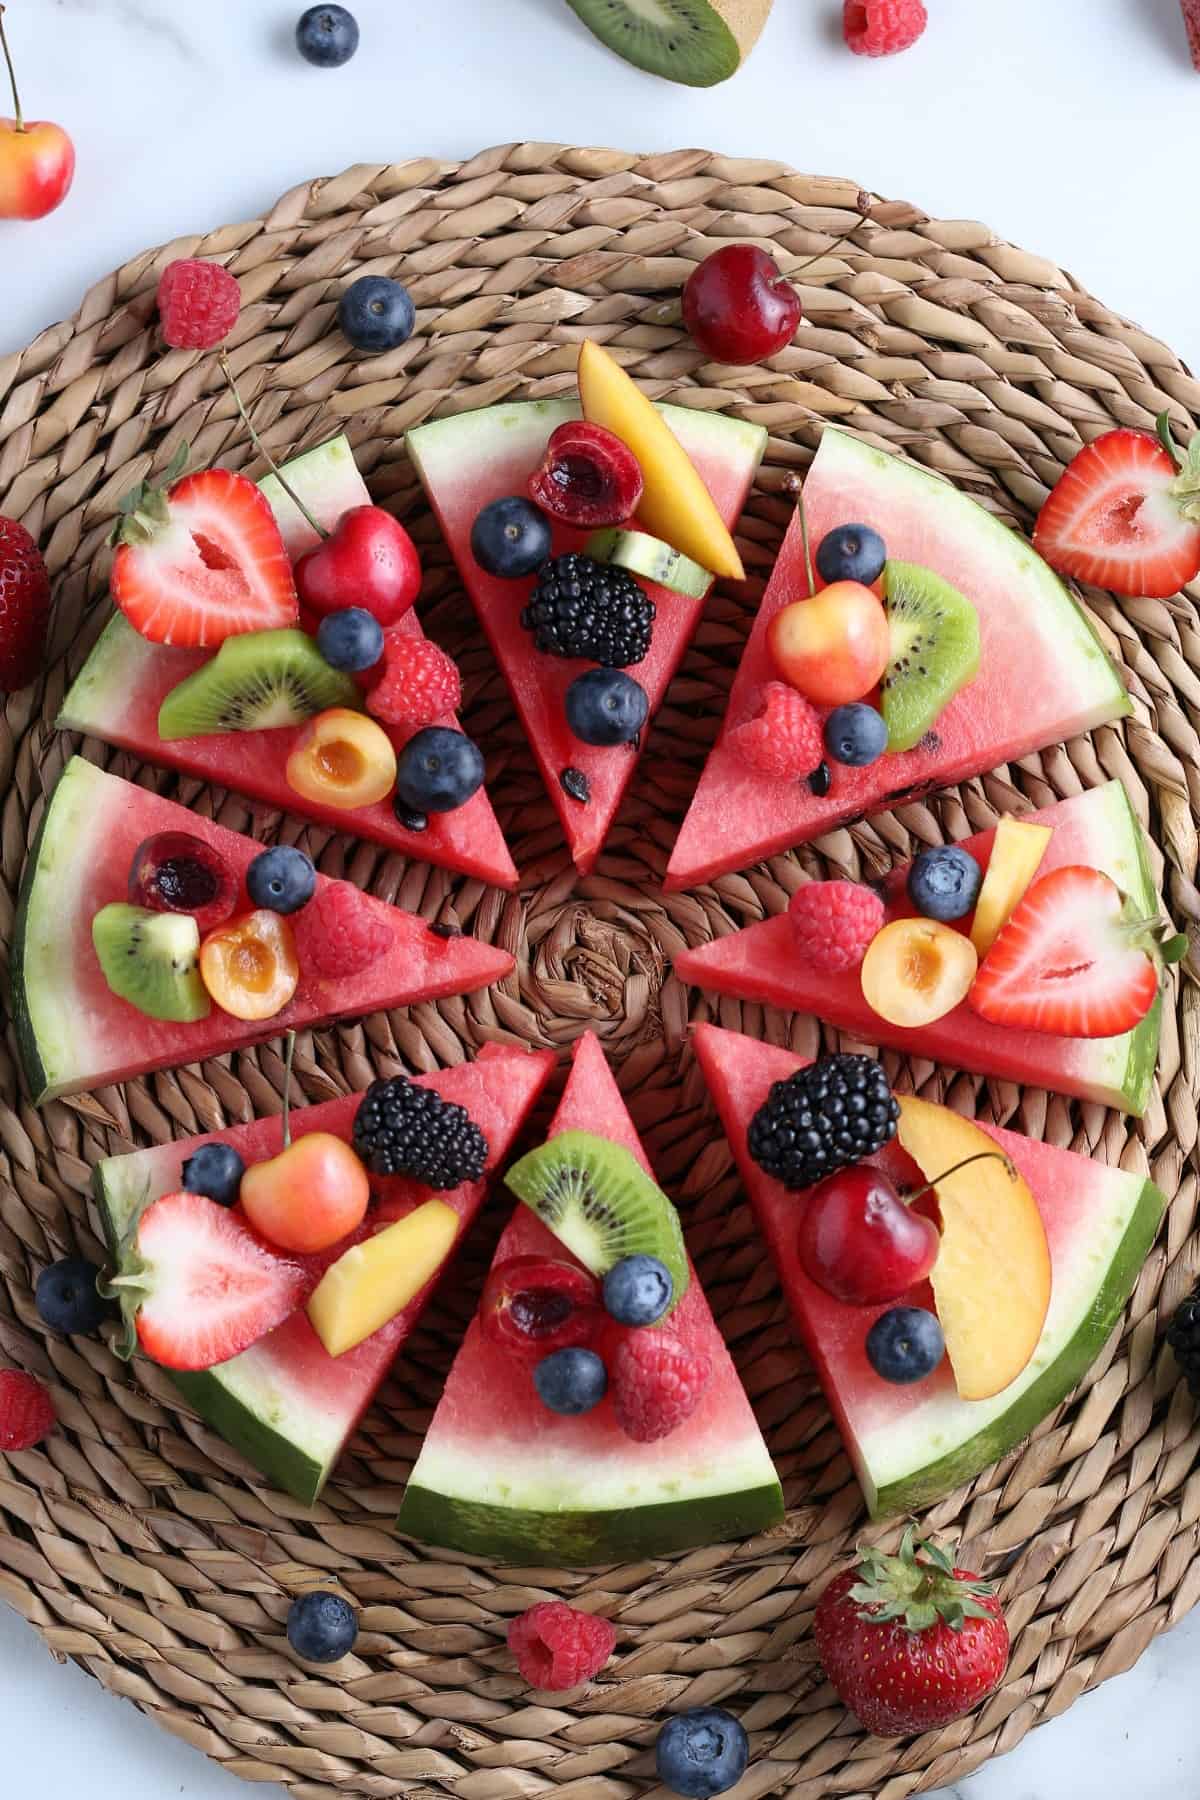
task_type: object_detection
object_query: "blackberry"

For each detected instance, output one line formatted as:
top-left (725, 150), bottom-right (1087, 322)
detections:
top-left (521, 553), bottom-right (654, 666)
top-left (352, 1075), bottom-right (488, 1189)
top-left (747, 1054), bottom-right (899, 1190)
top-left (1167, 1285), bottom-right (1200, 1400)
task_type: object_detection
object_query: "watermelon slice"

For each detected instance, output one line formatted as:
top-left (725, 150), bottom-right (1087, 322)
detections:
top-left (676, 781), bottom-right (1162, 1115)
top-left (58, 436), bottom-right (518, 889)
top-left (407, 400), bottom-right (767, 876)
top-left (93, 1044), bottom-right (555, 1502)
top-left (694, 1024), bottom-right (1166, 1517)
top-left (396, 1032), bottom-right (784, 1562)
top-left (12, 756), bottom-right (514, 1104)
top-left (666, 427), bottom-right (1131, 889)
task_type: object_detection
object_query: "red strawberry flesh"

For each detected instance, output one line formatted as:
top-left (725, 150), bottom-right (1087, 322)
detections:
top-left (0, 516), bottom-right (51, 692)
top-left (1033, 429), bottom-right (1200, 599)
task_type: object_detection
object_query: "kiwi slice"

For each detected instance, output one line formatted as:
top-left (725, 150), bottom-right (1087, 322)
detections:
top-left (586, 528), bottom-right (712, 599)
top-left (505, 1129), bottom-right (689, 1312)
top-left (564, 0), bottom-right (771, 88)
top-left (881, 561), bottom-right (981, 752)
top-left (157, 629), bottom-right (358, 740)
top-left (92, 903), bottom-right (210, 1023)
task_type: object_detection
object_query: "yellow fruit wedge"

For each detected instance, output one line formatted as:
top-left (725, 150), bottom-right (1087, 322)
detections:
top-left (897, 1096), bottom-right (1051, 1402)
top-left (577, 340), bottom-right (744, 580)
top-left (969, 818), bottom-right (1054, 959)
top-left (308, 1200), bottom-right (459, 1357)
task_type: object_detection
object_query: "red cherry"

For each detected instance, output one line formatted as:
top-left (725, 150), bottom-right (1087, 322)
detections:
top-left (682, 245), bottom-right (801, 366)
top-left (295, 505), bottom-right (421, 627)
top-left (0, 9), bottom-right (74, 222)
top-left (128, 831), bottom-right (239, 935)
top-left (481, 1254), bottom-right (603, 1362)
top-left (528, 420), bottom-right (644, 529)
top-left (797, 1166), bottom-right (940, 1306)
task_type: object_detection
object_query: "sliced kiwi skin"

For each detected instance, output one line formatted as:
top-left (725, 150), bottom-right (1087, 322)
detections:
top-left (92, 902), bottom-right (210, 1023)
top-left (565, 0), bottom-right (748, 88)
top-left (585, 528), bottom-right (712, 599)
top-left (157, 629), bottom-right (359, 740)
top-left (882, 560), bottom-right (981, 753)
top-left (505, 1128), bottom-right (689, 1313)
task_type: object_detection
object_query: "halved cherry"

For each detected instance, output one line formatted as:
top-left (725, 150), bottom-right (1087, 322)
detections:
top-left (128, 831), bottom-right (238, 934)
top-left (528, 420), bottom-right (644, 529)
top-left (200, 910), bottom-right (299, 1021)
top-left (286, 707), bottom-right (397, 811)
top-left (481, 1255), bottom-right (603, 1362)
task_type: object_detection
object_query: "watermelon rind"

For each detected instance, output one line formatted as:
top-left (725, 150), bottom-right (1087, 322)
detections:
top-left (12, 757), bottom-right (98, 1104)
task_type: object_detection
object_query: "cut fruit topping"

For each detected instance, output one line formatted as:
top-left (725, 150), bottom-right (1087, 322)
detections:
top-left (529, 419), bottom-right (644, 528)
top-left (307, 1199), bottom-right (461, 1356)
top-left (522, 553), bottom-right (655, 667)
top-left (128, 831), bottom-right (238, 934)
top-left (865, 1306), bottom-right (945, 1385)
top-left (861, 917), bottom-right (978, 1027)
top-left (748, 1054), bottom-right (899, 1191)
top-left (470, 496), bottom-right (552, 580)
top-left (565, 669), bottom-right (649, 747)
top-left (611, 1331), bottom-right (712, 1443)
top-left (1033, 426), bottom-right (1200, 600)
top-left (564, 0), bottom-right (772, 88)
top-left (92, 902), bottom-right (210, 1024)
top-left (199, 909), bottom-right (299, 1022)
top-left (353, 1074), bottom-right (489, 1188)
top-left (969, 816), bottom-right (1053, 958)
top-left (481, 1255), bottom-right (604, 1362)
top-left (240, 1133), bottom-right (369, 1255)
top-left (798, 1165), bottom-right (940, 1307)
top-left (294, 504), bottom-right (422, 627)
top-left (729, 680), bottom-right (823, 780)
top-left (881, 560), bottom-right (980, 751)
top-left (395, 726), bottom-right (485, 814)
top-left (768, 580), bottom-right (890, 707)
top-left (286, 706), bottom-right (397, 810)
top-left (157, 628), bottom-right (357, 738)
top-left (585, 526), bottom-right (711, 598)
top-left (505, 1127), bottom-right (689, 1312)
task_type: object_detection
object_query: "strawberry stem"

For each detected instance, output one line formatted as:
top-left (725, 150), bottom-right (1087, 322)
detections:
top-left (0, 7), bottom-right (25, 134)
top-left (217, 350), bottom-right (328, 542)
top-left (1156, 411), bottom-right (1185, 470)
top-left (906, 1150), bottom-right (1016, 1208)
top-left (281, 1029), bottom-right (296, 1151)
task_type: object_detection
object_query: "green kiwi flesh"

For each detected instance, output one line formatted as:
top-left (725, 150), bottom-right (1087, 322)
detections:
top-left (505, 1128), bottom-right (689, 1311)
top-left (92, 903), bottom-right (210, 1023)
top-left (881, 560), bottom-right (981, 752)
top-left (564, 0), bottom-right (743, 88)
top-left (586, 528), bottom-right (712, 598)
top-left (157, 629), bottom-right (358, 740)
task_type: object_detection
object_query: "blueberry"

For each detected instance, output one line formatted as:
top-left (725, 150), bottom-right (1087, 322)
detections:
top-left (533, 1347), bottom-right (607, 1415)
top-left (317, 607), bottom-right (384, 673)
top-left (181, 1141), bottom-right (246, 1208)
top-left (35, 1258), bottom-right (106, 1336)
top-left (295, 5), bottom-right (359, 67)
top-left (246, 846), bottom-right (317, 915)
top-left (865, 1306), bottom-right (945, 1385)
top-left (337, 275), bottom-right (414, 354)
top-left (656, 1708), bottom-right (749, 1800)
top-left (602, 1254), bottom-right (673, 1327)
top-left (471, 496), bottom-right (552, 579)
top-left (396, 727), bottom-right (485, 814)
top-left (824, 702), bottom-right (888, 768)
top-left (565, 668), bottom-right (649, 747)
top-left (286, 1591), bottom-right (358, 1663)
top-left (816, 523), bottom-right (887, 588)
top-left (907, 844), bottom-right (982, 922)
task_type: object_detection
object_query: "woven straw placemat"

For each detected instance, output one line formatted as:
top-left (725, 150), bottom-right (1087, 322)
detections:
top-left (1, 144), bottom-right (1198, 1800)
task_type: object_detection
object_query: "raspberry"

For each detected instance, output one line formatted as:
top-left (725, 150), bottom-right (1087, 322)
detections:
top-left (729, 682), bottom-right (823, 780)
top-left (366, 634), bottom-right (462, 730)
top-left (611, 1333), bottom-right (712, 1444)
top-left (843, 0), bottom-right (928, 55)
top-left (295, 882), bottom-right (392, 979)
top-left (0, 1370), bottom-right (56, 1451)
top-left (1182, 0), bottom-right (1200, 70)
top-left (789, 881), bottom-right (885, 973)
top-left (157, 258), bottom-right (242, 351)
top-left (508, 1602), bottom-right (617, 1690)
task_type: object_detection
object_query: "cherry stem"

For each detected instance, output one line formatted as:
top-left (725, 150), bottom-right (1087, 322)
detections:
top-left (0, 7), bottom-right (25, 133)
top-left (217, 349), bottom-right (328, 542)
top-left (906, 1150), bottom-right (1016, 1207)
top-left (788, 201), bottom-right (872, 285)
top-left (795, 478), bottom-right (815, 596)
top-left (281, 1029), bottom-right (296, 1151)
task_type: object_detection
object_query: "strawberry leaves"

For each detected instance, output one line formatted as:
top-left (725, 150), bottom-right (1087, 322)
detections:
top-left (109, 440), bottom-right (189, 548)
top-left (847, 1525), bottom-right (997, 1634)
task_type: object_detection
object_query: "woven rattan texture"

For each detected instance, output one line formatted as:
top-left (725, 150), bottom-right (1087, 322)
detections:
top-left (1, 145), bottom-right (1199, 1800)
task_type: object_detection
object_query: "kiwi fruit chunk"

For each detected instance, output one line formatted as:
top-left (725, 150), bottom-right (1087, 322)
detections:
top-left (586, 528), bottom-right (712, 598)
top-left (92, 903), bottom-right (210, 1023)
top-left (157, 629), bottom-right (358, 740)
top-left (564, 0), bottom-right (772, 88)
top-left (505, 1128), bottom-right (689, 1312)
top-left (881, 561), bottom-right (981, 753)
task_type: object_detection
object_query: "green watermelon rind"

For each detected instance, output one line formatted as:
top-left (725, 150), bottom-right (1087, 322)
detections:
top-left (10, 775), bottom-right (58, 1105)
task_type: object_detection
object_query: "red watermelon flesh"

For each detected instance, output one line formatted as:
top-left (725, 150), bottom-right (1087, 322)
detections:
top-left (666, 427), bottom-right (1130, 890)
top-left (396, 1030), bottom-right (784, 1562)
top-left (93, 1044), bottom-right (555, 1502)
top-left (13, 756), bottom-right (515, 1104)
top-left (694, 1023), bottom-right (1166, 1517)
top-left (406, 400), bottom-right (767, 876)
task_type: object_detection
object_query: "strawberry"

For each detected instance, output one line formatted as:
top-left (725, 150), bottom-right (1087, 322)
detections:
top-left (0, 516), bottom-right (51, 691)
top-left (1033, 421), bottom-right (1200, 599)
top-left (104, 1189), bottom-right (310, 1370)
top-left (968, 864), bottom-right (1183, 1038)
top-left (814, 1529), bottom-right (1009, 1737)
top-left (0, 1370), bottom-right (56, 1451)
top-left (110, 449), bottom-right (298, 647)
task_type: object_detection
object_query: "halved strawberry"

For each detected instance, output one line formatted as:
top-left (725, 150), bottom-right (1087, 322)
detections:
top-left (1033, 427), bottom-right (1200, 599)
top-left (969, 864), bottom-right (1171, 1038)
top-left (104, 1189), bottom-right (310, 1370)
top-left (111, 460), bottom-right (298, 647)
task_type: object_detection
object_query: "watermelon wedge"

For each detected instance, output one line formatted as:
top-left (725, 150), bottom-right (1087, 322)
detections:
top-left (58, 436), bottom-right (518, 889)
top-left (93, 1044), bottom-right (555, 1502)
top-left (12, 756), bottom-right (514, 1105)
top-left (666, 427), bottom-right (1131, 889)
top-left (694, 1024), bottom-right (1166, 1517)
top-left (676, 781), bottom-right (1162, 1114)
top-left (407, 400), bottom-right (766, 876)
top-left (396, 1032), bottom-right (784, 1562)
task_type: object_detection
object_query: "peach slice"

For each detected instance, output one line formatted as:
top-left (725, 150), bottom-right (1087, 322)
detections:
top-left (286, 707), bottom-right (396, 811)
top-left (860, 917), bottom-right (977, 1027)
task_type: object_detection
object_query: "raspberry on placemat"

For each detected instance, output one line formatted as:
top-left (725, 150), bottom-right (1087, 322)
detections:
top-left (295, 882), bottom-right (393, 979)
top-left (366, 633), bottom-right (462, 730)
top-left (729, 681), bottom-right (824, 780)
top-left (789, 881), bottom-right (885, 974)
top-left (843, 0), bottom-right (928, 56)
top-left (508, 1601), bottom-right (617, 1690)
top-left (0, 1370), bottom-right (56, 1451)
top-left (157, 258), bottom-right (242, 351)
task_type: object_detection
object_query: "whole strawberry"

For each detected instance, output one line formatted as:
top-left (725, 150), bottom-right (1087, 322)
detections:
top-left (814, 1529), bottom-right (1008, 1737)
top-left (0, 517), bottom-right (50, 691)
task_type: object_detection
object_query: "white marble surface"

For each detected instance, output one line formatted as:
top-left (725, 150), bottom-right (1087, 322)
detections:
top-left (2, 0), bottom-right (1200, 1794)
